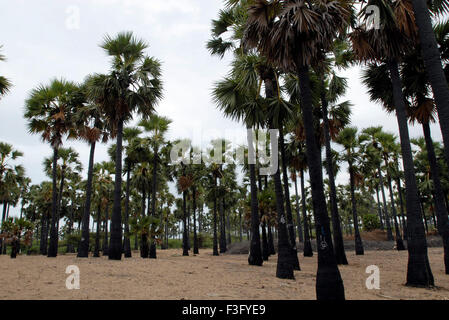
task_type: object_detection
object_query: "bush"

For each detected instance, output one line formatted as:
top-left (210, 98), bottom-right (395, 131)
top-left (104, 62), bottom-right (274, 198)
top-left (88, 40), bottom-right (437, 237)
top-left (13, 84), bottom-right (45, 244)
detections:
top-left (362, 214), bottom-right (381, 232)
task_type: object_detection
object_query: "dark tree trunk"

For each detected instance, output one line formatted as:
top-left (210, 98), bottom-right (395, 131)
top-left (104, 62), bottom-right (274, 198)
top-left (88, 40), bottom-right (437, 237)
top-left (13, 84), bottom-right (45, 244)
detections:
top-left (388, 60), bottom-right (434, 287)
top-left (422, 122), bottom-right (449, 274)
top-left (378, 165), bottom-right (394, 241)
top-left (294, 175), bottom-right (304, 243)
top-left (10, 239), bottom-right (19, 259)
top-left (349, 161), bottom-right (364, 255)
top-left (48, 147), bottom-right (59, 257)
top-left (267, 224), bottom-right (276, 255)
top-left (298, 65), bottom-right (344, 300)
top-left (386, 167), bottom-right (406, 251)
top-left (410, 0), bottom-right (449, 171)
top-left (193, 186), bottom-right (199, 255)
top-left (261, 76), bottom-right (292, 276)
top-left (149, 147), bottom-right (158, 259)
top-left (279, 127), bottom-right (301, 270)
top-left (123, 164), bottom-right (132, 258)
top-left (182, 189), bottom-right (189, 257)
top-left (396, 176), bottom-right (408, 239)
top-left (273, 166), bottom-right (294, 279)
top-left (102, 204), bottom-right (109, 256)
top-left (219, 196), bottom-right (227, 253)
top-left (140, 187), bottom-right (149, 259)
top-left (55, 167), bottom-right (65, 237)
top-left (247, 128), bottom-right (262, 266)
top-left (261, 221), bottom-right (269, 261)
top-left (213, 177), bottom-right (219, 256)
top-left (375, 185), bottom-right (385, 230)
top-left (109, 118), bottom-right (124, 260)
top-left (239, 209), bottom-right (243, 243)
top-left (40, 211), bottom-right (48, 255)
top-left (0, 202), bottom-right (7, 255)
top-left (93, 204), bottom-right (101, 258)
top-left (300, 169), bottom-right (313, 257)
top-left (78, 142), bottom-right (96, 258)
top-left (321, 85), bottom-right (348, 265)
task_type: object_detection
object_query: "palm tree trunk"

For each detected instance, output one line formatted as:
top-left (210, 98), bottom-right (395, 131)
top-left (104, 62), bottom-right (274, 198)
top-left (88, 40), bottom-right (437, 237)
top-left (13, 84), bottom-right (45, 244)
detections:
top-left (247, 128), bottom-right (262, 265)
top-left (193, 186), bottom-right (199, 255)
top-left (48, 147), bottom-right (59, 258)
top-left (375, 185), bottom-right (385, 230)
top-left (386, 169), bottom-right (406, 251)
top-left (378, 165), bottom-right (394, 241)
top-left (103, 203), bottom-right (109, 256)
top-left (396, 177), bottom-right (408, 239)
top-left (267, 223), bottom-right (276, 255)
top-left (213, 177), bottom-right (219, 256)
top-left (273, 164), bottom-right (294, 279)
top-left (78, 141), bottom-right (96, 258)
top-left (0, 202), bottom-right (7, 255)
top-left (388, 59), bottom-right (434, 287)
top-left (321, 85), bottom-right (348, 265)
top-left (298, 65), bottom-right (344, 300)
top-left (297, 63), bottom-right (345, 300)
top-left (123, 164), bottom-right (132, 258)
top-left (109, 118), bottom-right (124, 260)
top-left (294, 175), bottom-right (304, 243)
top-left (261, 221), bottom-right (269, 261)
top-left (300, 169), bottom-right (313, 257)
top-left (182, 189), bottom-right (189, 257)
top-left (349, 161), bottom-right (364, 255)
top-left (422, 121), bottom-right (449, 274)
top-left (219, 196), bottom-right (227, 253)
top-left (149, 147), bottom-right (158, 259)
top-left (140, 187), bottom-right (149, 258)
top-left (94, 203), bottom-right (101, 257)
top-left (410, 0), bottom-right (449, 171)
top-left (40, 210), bottom-right (48, 255)
top-left (279, 127), bottom-right (301, 270)
top-left (56, 167), bottom-right (66, 235)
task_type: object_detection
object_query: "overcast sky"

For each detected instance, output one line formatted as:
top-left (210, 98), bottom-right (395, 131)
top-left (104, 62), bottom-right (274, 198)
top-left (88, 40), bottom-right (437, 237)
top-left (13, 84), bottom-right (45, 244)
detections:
top-left (0, 0), bottom-right (444, 217)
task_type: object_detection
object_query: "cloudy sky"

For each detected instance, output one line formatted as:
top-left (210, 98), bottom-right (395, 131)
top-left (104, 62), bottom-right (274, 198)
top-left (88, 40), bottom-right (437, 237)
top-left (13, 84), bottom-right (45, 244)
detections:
top-left (0, 0), bottom-right (444, 216)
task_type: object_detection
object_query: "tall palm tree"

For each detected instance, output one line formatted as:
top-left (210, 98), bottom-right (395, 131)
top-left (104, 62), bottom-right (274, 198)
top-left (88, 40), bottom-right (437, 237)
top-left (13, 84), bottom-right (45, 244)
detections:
top-left (209, 4), bottom-right (264, 267)
top-left (243, 0), bottom-right (350, 299)
top-left (336, 127), bottom-right (364, 255)
top-left (122, 127), bottom-right (143, 258)
top-left (76, 82), bottom-right (110, 258)
top-left (139, 115), bottom-right (172, 259)
top-left (377, 132), bottom-right (406, 251)
top-left (25, 79), bottom-right (78, 257)
top-left (88, 32), bottom-right (163, 260)
top-left (352, 1), bottom-right (434, 286)
top-left (409, 0), bottom-right (449, 169)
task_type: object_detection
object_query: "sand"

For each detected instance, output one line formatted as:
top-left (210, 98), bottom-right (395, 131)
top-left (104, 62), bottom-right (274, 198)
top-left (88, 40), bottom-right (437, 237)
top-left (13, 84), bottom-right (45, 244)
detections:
top-left (0, 248), bottom-right (448, 300)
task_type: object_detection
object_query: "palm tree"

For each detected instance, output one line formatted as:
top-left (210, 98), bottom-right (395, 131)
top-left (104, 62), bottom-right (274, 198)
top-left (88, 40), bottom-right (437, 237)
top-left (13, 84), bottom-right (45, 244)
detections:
top-left (321, 74), bottom-right (352, 265)
top-left (352, 1), bottom-right (434, 286)
top-left (0, 46), bottom-right (12, 99)
top-left (409, 0), bottom-right (449, 169)
top-left (336, 127), bottom-right (364, 255)
top-left (209, 5), bottom-right (264, 267)
top-left (76, 83), bottom-right (110, 258)
top-left (243, 0), bottom-right (350, 299)
top-left (0, 143), bottom-right (24, 253)
top-left (25, 79), bottom-right (78, 257)
top-left (122, 127), bottom-right (143, 258)
top-left (139, 115), bottom-right (172, 259)
top-left (377, 132), bottom-right (406, 251)
top-left (88, 32), bottom-right (163, 260)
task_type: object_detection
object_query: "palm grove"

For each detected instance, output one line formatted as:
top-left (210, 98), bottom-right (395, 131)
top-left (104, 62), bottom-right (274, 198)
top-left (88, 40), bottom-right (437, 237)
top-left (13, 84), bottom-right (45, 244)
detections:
top-left (0, 0), bottom-right (449, 301)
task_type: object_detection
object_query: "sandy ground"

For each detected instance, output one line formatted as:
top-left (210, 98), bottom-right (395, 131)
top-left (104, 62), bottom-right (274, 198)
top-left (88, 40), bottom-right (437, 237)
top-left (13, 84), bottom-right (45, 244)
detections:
top-left (0, 248), bottom-right (448, 300)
